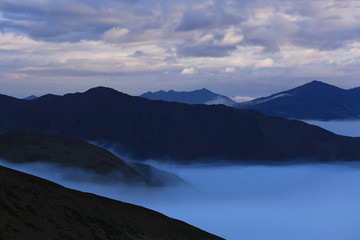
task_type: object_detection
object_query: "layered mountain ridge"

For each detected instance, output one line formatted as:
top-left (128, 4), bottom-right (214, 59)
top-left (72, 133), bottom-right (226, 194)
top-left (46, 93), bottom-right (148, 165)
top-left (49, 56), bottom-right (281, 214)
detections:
top-left (141, 88), bottom-right (237, 106)
top-left (0, 86), bottom-right (360, 162)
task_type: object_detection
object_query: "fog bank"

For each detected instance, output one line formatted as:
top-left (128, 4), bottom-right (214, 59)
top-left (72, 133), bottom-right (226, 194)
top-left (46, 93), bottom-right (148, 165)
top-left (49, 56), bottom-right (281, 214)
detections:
top-left (153, 163), bottom-right (360, 240)
top-left (1, 159), bottom-right (360, 240)
top-left (305, 120), bottom-right (360, 137)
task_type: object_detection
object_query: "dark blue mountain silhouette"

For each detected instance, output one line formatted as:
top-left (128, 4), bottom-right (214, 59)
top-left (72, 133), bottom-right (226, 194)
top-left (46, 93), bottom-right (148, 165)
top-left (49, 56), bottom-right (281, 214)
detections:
top-left (141, 88), bottom-right (236, 106)
top-left (0, 130), bottom-right (184, 187)
top-left (23, 95), bottom-right (37, 100)
top-left (236, 80), bottom-right (360, 120)
top-left (0, 86), bottom-right (360, 162)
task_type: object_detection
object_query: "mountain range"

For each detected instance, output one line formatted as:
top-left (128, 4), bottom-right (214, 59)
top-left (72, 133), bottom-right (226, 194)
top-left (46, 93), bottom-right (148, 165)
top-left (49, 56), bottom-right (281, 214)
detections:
top-left (0, 165), bottom-right (223, 240)
top-left (236, 80), bottom-right (360, 120)
top-left (0, 87), bottom-right (360, 163)
top-left (140, 88), bottom-right (237, 106)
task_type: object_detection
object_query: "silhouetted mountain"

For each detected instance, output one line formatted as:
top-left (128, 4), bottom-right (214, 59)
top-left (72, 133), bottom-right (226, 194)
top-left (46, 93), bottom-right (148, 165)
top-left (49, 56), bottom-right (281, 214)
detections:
top-left (236, 80), bottom-right (360, 120)
top-left (0, 130), bottom-right (184, 187)
top-left (23, 95), bottom-right (37, 100)
top-left (0, 87), bottom-right (360, 162)
top-left (0, 165), bottom-right (223, 240)
top-left (141, 88), bottom-right (237, 106)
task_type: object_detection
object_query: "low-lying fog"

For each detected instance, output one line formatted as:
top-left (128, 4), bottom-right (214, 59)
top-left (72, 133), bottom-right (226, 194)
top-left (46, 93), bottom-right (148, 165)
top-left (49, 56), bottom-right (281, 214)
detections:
top-left (2, 121), bottom-right (360, 240)
top-left (1, 159), bottom-right (360, 240)
top-left (304, 120), bottom-right (360, 137)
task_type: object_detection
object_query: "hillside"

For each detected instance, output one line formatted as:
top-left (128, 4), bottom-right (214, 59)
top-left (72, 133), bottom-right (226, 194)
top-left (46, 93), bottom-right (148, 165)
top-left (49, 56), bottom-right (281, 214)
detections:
top-left (0, 130), bottom-right (184, 186)
top-left (0, 165), bottom-right (223, 240)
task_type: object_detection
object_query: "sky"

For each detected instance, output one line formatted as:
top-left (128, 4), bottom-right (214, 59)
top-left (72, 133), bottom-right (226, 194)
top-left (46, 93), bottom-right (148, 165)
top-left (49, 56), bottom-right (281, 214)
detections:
top-left (0, 0), bottom-right (359, 99)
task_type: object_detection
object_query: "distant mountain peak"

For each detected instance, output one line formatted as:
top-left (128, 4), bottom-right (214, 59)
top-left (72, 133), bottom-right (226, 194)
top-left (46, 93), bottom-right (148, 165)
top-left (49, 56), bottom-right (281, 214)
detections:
top-left (309, 80), bottom-right (323, 84)
top-left (85, 86), bottom-right (119, 93)
top-left (23, 95), bottom-right (37, 100)
top-left (140, 88), bottom-right (236, 106)
top-left (298, 80), bottom-right (340, 90)
top-left (236, 81), bottom-right (360, 120)
top-left (195, 88), bottom-right (211, 93)
top-left (78, 86), bottom-right (130, 99)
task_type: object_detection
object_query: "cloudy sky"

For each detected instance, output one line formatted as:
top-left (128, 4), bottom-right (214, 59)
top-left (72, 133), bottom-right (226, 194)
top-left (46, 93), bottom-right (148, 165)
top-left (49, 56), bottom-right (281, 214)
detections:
top-left (1, 0), bottom-right (359, 99)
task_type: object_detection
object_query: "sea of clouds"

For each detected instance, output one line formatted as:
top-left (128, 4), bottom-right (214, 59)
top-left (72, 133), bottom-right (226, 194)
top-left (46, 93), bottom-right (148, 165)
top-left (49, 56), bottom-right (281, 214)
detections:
top-left (1, 121), bottom-right (360, 240)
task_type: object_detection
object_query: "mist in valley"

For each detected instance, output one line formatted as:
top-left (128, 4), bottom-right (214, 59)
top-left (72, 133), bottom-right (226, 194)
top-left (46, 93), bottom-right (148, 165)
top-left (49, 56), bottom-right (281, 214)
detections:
top-left (304, 120), bottom-right (360, 137)
top-left (1, 121), bottom-right (360, 240)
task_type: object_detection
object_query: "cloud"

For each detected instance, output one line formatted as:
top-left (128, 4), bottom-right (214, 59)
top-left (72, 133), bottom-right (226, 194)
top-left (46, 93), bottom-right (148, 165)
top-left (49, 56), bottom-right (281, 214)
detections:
top-left (176, 27), bottom-right (244, 58)
top-left (0, 0), bottom-right (360, 98)
top-left (176, 3), bottom-right (241, 32)
top-left (230, 95), bottom-right (255, 103)
top-left (255, 58), bottom-right (274, 68)
top-left (177, 41), bottom-right (237, 58)
top-left (102, 27), bottom-right (129, 43)
top-left (224, 67), bottom-right (235, 73)
top-left (132, 50), bottom-right (145, 57)
top-left (2, 158), bottom-right (360, 240)
top-left (181, 67), bottom-right (196, 75)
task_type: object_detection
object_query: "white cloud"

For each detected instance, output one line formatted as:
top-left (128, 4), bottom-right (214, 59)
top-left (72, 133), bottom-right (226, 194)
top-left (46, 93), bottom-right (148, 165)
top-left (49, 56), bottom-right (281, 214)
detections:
top-left (230, 96), bottom-right (255, 103)
top-left (181, 67), bottom-right (196, 75)
top-left (224, 67), bottom-right (235, 73)
top-left (102, 27), bottom-right (129, 43)
top-left (255, 58), bottom-right (274, 68)
top-left (220, 27), bottom-right (244, 46)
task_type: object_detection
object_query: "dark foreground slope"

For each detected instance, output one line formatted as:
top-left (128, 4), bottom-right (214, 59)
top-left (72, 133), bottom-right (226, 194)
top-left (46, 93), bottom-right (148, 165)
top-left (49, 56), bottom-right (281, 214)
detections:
top-left (141, 88), bottom-right (236, 106)
top-left (1, 87), bottom-right (360, 162)
top-left (236, 81), bottom-right (360, 120)
top-left (0, 131), bottom-right (184, 186)
top-left (0, 166), bottom-right (223, 240)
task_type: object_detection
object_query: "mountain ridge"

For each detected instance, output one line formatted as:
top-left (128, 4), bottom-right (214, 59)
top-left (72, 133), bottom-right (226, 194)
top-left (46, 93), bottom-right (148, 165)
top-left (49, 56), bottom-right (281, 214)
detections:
top-left (141, 88), bottom-right (237, 106)
top-left (0, 130), bottom-right (184, 187)
top-left (236, 80), bottom-right (360, 120)
top-left (0, 86), bottom-right (360, 162)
